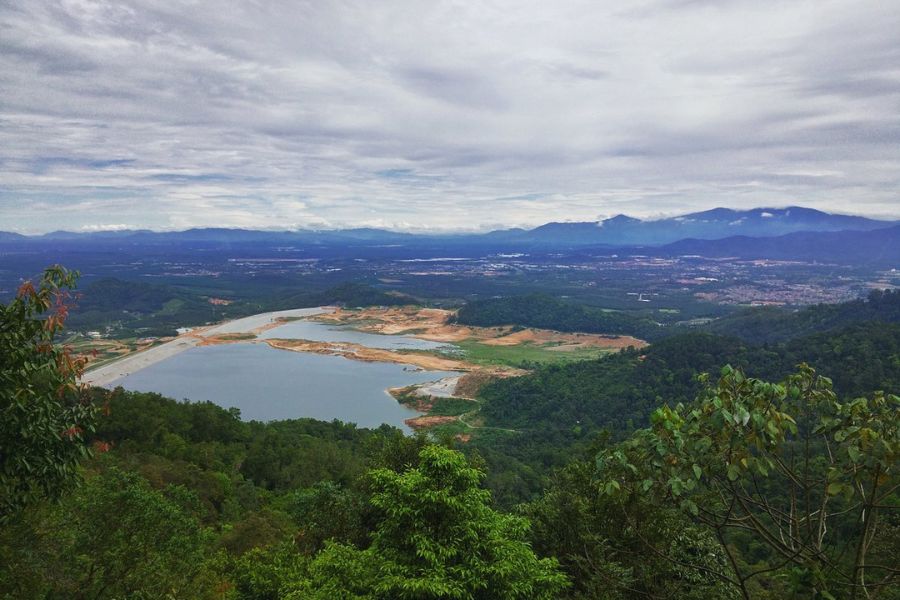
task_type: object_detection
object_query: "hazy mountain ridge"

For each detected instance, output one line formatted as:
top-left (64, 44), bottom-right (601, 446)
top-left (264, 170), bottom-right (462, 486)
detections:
top-left (2, 206), bottom-right (896, 248)
top-left (501, 206), bottom-right (895, 245)
top-left (655, 224), bottom-right (900, 265)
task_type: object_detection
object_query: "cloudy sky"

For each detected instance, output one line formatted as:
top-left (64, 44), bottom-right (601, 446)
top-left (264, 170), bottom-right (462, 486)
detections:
top-left (1, 0), bottom-right (898, 233)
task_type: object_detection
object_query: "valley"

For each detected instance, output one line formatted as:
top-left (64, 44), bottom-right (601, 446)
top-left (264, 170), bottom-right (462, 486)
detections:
top-left (81, 303), bottom-right (643, 431)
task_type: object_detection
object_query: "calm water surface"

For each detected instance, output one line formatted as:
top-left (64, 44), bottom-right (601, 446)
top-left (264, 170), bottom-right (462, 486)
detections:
top-left (259, 319), bottom-right (451, 351)
top-left (112, 343), bottom-right (454, 431)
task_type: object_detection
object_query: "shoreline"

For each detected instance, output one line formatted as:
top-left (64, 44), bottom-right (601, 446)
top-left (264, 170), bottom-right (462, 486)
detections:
top-left (80, 306), bottom-right (334, 387)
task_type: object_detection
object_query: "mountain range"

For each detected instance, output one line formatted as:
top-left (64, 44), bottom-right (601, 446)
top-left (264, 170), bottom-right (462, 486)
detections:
top-left (492, 207), bottom-right (895, 246)
top-left (2, 206), bottom-right (897, 251)
top-left (655, 224), bottom-right (900, 265)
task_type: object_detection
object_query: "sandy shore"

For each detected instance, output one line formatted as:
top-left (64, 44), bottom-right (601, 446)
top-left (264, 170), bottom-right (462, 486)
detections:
top-left (81, 306), bottom-right (334, 387)
top-left (263, 339), bottom-right (473, 371)
top-left (313, 306), bottom-right (648, 350)
top-left (81, 336), bottom-right (203, 387)
top-left (415, 375), bottom-right (463, 398)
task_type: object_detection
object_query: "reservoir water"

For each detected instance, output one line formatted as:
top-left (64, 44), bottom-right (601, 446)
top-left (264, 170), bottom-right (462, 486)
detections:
top-left (113, 343), bottom-right (455, 431)
top-left (259, 318), bottom-right (450, 351)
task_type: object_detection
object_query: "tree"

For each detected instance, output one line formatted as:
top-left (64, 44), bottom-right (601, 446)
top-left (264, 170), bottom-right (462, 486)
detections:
top-left (0, 468), bottom-right (216, 599)
top-left (303, 445), bottom-right (569, 599)
top-left (525, 459), bottom-right (737, 599)
top-left (0, 265), bottom-right (98, 519)
top-left (596, 364), bottom-right (899, 598)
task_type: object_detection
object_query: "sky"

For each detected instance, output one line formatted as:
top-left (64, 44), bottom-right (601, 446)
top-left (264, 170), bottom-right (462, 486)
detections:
top-left (1, 0), bottom-right (899, 233)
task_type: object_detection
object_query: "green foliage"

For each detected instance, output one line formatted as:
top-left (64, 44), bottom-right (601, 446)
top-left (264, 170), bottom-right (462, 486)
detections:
top-left (3, 265), bottom-right (899, 598)
top-left (273, 282), bottom-right (411, 311)
top-left (66, 278), bottom-right (409, 338)
top-left (0, 265), bottom-right (98, 519)
top-left (66, 277), bottom-right (251, 338)
top-left (230, 542), bottom-right (310, 600)
top-left (453, 339), bottom-right (611, 368)
top-left (706, 288), bottom-right (900, 344)
top-left (525, 460), bottom-right (737, 599)
top-left (453, 293), bottom-right (662, 340)
top-left (595, 365), bottom-right (899, 598)
top-left (287, 481), bottom-right (367, 554)
top-left (303, 445), bottom-right (569, 599)
top-left (478, 333), bottom-right (752, 432)
top-left (0, 468), bottom-right (216, 599)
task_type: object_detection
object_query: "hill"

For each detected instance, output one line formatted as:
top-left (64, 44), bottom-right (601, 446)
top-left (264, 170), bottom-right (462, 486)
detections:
top-left (657, 223), bottom-right (900, 264)
top-left (488, 206), bottom-right (896, 246)
top-left (3, 206), bottom-right (895, 249)
top-left (452, 293), bottom-right (663, 340)
top-left (704, 288), bottom-right (900, 343)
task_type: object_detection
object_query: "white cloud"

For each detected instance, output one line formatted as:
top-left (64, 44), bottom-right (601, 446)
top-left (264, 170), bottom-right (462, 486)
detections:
top-left (79, 223), bottom-right (134, 231)
top-left (1, 0), bottom-right (899, 232)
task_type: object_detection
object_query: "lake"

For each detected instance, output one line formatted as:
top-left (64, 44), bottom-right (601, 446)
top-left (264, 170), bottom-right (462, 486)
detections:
top-left (259, 318), bottom-right (451, 351)
top-left (113, 343), bottom-right (454, 431)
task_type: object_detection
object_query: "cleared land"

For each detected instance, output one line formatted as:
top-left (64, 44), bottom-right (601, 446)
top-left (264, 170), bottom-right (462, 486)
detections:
top-left (312, 306), bottom-right (646, 367)
top-left (81, 304), bottom-right (645, 435)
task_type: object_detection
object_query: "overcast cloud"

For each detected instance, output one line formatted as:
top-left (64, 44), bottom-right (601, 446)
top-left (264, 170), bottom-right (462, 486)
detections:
top-left (1, 0), bottom-right (898, 232)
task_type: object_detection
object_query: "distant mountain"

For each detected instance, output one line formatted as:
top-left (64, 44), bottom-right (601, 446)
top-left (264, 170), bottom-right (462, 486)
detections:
top-left (0, 231), bottom-right (27, 241)
top-left (656, 224), bottom-right (900, 265)
top-left (1, 206), bottom-right (896, 248)
top-left (497, 207), bottom-right (896, 246)
top-left (23, 227), bottom-right (420, 245)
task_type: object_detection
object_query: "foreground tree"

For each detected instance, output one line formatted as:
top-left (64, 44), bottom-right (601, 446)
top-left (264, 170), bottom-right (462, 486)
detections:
top-left (0, 266), bottom-right (98, 519)
top-left (596, 364), bottom-right (899, 599)
top-left (526, 459), bottom-right (739, 599)
top-left (0, 468), bottom-right (216, 599)
top-left (296, 445), bottom-right (568, 599)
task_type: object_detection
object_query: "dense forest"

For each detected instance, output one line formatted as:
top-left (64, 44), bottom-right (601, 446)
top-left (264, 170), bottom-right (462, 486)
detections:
top-left (66, 278), bottom-right (410, 338)
top-left (2, 268), bottom-right (897, 599)
top-left (706, 289), bottom-right (900, 343)
top-left (453, 293), bottom-right (664, 340)
top-left (453, 289), bottom-right (900, 346)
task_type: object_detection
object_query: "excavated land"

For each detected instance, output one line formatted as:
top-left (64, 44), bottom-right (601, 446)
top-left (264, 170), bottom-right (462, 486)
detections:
top-left (405, 415), bottom-right (460, 430)
top-left (263, 339), bottom-right (474, 371)
top-left (312, 306), bottom-right (648, 350)
top-left (85, 305), bottom-right (645, 432)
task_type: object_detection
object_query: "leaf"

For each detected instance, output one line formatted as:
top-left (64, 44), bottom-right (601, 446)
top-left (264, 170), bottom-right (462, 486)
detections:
top-left (692, 464), bottom-right (702, 480)
top-left (727, 464), bottom-right (740, 481)
top-left (826, 482), bottom-right (843, 496)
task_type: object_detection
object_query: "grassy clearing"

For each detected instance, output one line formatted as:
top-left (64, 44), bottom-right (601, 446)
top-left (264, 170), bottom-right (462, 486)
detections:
top-left (428, 419), bottom-right (472, 438)
top-left (211, 332), bottom-right (256, 341)
top-left (428, 398), bottom-right (477, 417)
top-left (449, 340), bottom-right (611, 368)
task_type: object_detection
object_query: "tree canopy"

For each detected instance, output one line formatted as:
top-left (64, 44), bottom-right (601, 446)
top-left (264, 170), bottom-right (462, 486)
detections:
top-left (595, 365), bottom-right (899, 599)
top-left (0, 266), bottom-right (98, 519)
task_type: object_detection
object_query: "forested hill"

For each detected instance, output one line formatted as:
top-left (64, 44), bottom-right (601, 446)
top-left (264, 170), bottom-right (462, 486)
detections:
top-left (66, 278), bottom-right (248, 336)
top-left (271, 282), bottom-right (411, 311)
top-left (453, 289), bottom-right (900, 346)
top-left (66, 278), bottom-right (411, 337)
top-left (705, 288), bottom-right (900, 343)
top-left (478, 321), bottom-right (900, 434)
top-left (452, 293), bottom-right (663, 340)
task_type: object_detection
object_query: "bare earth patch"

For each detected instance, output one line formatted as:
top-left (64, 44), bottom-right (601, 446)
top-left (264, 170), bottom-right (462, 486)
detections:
top-left (263, 339), bottom-right (474, 371)
top-left (405, 415), bottom-right (459, 430)
top-left (315, 306), bottom-right (647, 351)
top-left (453, 371), bottom-right (502, 398)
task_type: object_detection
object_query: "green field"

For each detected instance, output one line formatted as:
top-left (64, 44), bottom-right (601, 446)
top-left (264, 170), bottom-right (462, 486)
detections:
top-left (450, 339), bottom-right (611, 368)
